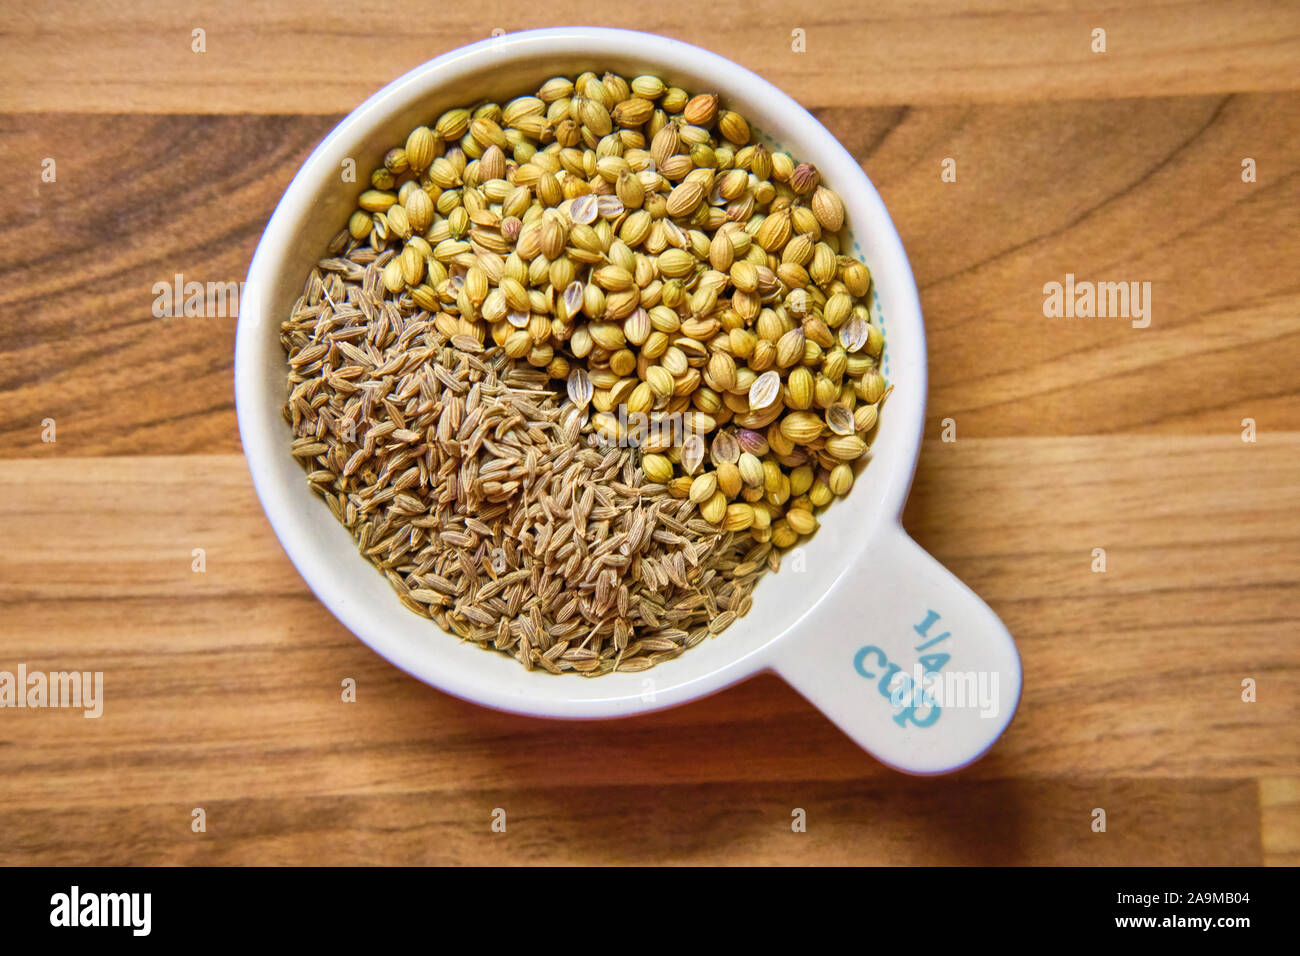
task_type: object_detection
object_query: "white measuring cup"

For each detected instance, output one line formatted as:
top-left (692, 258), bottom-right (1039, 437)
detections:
top-left (236, 27), bottom-right (1022, 774)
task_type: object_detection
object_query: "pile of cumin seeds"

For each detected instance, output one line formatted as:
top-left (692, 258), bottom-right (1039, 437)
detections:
top-left (282, 244), bottom-right (774, 675)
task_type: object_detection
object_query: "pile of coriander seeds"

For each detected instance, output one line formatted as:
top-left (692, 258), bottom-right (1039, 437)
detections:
top-left (281, 70), bottom-right (889, 674)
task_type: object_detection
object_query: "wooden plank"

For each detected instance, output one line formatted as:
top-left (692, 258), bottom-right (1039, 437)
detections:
top-left (3, 2), bottom-right (1299, 113)
top-left (2, 96), bottom-right (1298, 457)
top-left (3, 2), bottom-right (1296, 865)
top-left (0, 114), bottom-right (324, 458)
top-left (0, 778), bottom-right (1262, 865)
top-left (1261, 777), bottom-right (1300, 866)
top-left (0, 439), bottom-right (1294, 821)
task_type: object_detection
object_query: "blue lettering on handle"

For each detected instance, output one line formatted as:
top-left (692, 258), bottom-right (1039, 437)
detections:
top-left (914, 610), bottom-right (940, 636)
top-left (853, 643), bottom-right (943, 729)
top-left (852, 609), bottom-right (956, 730)
top-left (915, 609), bottom-right (951, 651)
top-left (853, 645), bottom-right (887, 679)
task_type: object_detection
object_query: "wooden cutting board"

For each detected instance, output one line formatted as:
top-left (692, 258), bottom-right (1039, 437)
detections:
top-left (1, 1), bottom-right (1297, 865)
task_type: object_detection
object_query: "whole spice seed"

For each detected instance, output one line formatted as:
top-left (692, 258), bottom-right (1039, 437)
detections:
top-left (282, 68), bottom-right (888, 676)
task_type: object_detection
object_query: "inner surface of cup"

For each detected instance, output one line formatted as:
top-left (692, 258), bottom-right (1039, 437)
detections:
top-left (236, 27), bottom-right (927, 717)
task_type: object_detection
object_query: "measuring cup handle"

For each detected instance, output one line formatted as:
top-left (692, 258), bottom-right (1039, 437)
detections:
top-left (768, 525), bottom-right (1021, 774)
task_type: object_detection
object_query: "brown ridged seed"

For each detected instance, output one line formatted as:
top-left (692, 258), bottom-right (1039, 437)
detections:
top-left (479, 144), bottom-right (506, 182)
top-left (706, 352), bottom-right (738, 391)
top-left (578, 98), bottom-right (613, 136)
top-left (683, 93), bottom-right (719, 127)
top-left (825, 434), bottom-right (867, 460)
top-left (404, 188), bottom-right (433, 233)
top-left (717, 110), bottom-right (750, 145)
top-left (640, 452), bottom-right (673, 483)
top-left (724, 503), bottom-right (754, 530)
top-left (650, 124), bottom-right (681, 168)
top-left (856, 369), bottom-right (886, 403)
top-left (593, 265), bottom-right (634, 291)
top-left (666, 180), bottom-right (707, 218)
top-left (842, 261), bottom-right (872, 297)
top-left (358, 189), bottom-right (397, 212)
top-left (738, 452), bottom-right (765, 487)
top-left (790, 162), bottom-right (820, 194)
top-left (612, 97), bottom-right (655, 127)
top-left (616, 170), bottom-right (645, 209)
top-left (658, 248), bottom-right (696, 278)
top-left (779, 412), bottom-right (824, 444)
top-left (709, 230), bottom-right (734, 271)
top-left (730, 260), bottom-right (759, 293)
top-left (801, 319), bottom-right (832, 352)
top-left (754, 211), bottom-right (792, 252)
top-left (348, 210), bottom-right (371, 239)
top-left (646, 365), bottom-right (675, 398)
top-left (787, 367), bottom-right (814, 409)
top-left (435, 107), bottom-right (470, 140)
top-left (700, 491), bottom-right (727, 523)
top-left (786, 508), bottom-right (817, 535)
top-left (404, 127), bottom-right (437, 172)
top-left (689, 472), bottom-right (717, 503)
top-left (811, 186), bottom-right (845, 232)
top-left (776, 327), bottom-right (806, 368)
top-left (385, 203), bottom-right (411, 240)
top-left (717, 461), bottom-right (742, 498)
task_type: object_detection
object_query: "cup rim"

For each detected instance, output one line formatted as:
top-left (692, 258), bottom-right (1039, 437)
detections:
top-left (235, 25), bottom-right (928, 719)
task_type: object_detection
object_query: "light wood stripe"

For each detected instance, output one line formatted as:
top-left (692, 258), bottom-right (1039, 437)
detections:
top-left (3, 2), bottom-right (1299, 113)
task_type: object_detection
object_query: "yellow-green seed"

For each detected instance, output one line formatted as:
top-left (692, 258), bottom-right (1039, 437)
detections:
top-left (716, 460), bottom-right (742, 498)
top-left (809, 481), bottom-right (834, 507)
top-left (724, 502), bottom-right (754, 530)
top-left (771, 521), bottom-right (798, 548)
top-left (358, 189), bottom-right (397, 212)
top-left (829, 464), bottom-right (854, 496)
top-left (786, 508), bottom-right (817, 536)
top-left (779, 412), bottom-right (824, 444)
top-left (825, 434), bottom-right (868, 460)
top-left (700, 490), bottom-right (727, 524)
top-left (787, 367), bottom-right (814, 409)
top-left (641, 453), bottom-right (673, 483)
top-left (689, 471), bottom-right (718, 503)
top-left (790, 464), bottom-right (814, 497)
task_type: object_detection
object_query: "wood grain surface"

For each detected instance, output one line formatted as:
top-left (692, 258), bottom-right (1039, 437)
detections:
top-left (0, 2), bottom-right (1297, 866)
